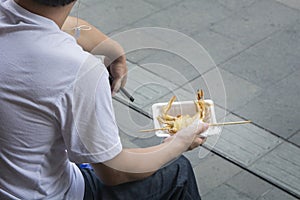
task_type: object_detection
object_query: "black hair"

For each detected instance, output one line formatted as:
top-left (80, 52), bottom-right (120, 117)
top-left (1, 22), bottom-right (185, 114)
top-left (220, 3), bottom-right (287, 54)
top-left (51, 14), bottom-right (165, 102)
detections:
top-left (33, 0), bottom-right (76, 7)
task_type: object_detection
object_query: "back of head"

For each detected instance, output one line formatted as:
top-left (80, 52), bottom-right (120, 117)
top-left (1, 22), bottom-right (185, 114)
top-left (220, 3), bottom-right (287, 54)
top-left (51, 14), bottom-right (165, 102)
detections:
top-left (33, 0), bottom-right (76, 6)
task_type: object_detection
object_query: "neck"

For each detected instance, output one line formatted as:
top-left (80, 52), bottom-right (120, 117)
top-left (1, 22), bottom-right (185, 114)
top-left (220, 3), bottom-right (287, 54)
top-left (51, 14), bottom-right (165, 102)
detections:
top-left (14, 0), bottom-right (75, 28)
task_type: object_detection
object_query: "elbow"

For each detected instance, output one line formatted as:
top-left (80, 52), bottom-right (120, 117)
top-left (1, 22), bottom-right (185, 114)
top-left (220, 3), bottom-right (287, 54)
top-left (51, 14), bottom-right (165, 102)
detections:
top-left (100, 171), bottom-right (154, 186)
top-left (91, 163), bottom-right (135, 186)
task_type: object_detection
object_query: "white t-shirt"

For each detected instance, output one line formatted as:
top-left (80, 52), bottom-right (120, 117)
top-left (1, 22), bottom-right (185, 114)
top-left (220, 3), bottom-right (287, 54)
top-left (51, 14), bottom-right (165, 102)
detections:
top-left (0, 0), bottom-right (122, 199)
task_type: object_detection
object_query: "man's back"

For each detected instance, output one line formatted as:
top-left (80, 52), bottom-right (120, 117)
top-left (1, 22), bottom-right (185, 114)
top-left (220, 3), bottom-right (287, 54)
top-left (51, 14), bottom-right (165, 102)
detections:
top-left (0, 0), bottom-right (87, 198)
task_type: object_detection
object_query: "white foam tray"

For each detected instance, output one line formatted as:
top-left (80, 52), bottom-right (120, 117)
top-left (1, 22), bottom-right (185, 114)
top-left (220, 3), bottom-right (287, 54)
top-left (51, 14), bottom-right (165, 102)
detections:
top-left (152, 100), bottom-right (221, 137)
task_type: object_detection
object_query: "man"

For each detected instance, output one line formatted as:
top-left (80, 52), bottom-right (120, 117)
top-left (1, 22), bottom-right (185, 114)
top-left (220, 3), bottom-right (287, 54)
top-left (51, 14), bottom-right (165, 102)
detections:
top-left (0, 0), bottom-right (208, 199)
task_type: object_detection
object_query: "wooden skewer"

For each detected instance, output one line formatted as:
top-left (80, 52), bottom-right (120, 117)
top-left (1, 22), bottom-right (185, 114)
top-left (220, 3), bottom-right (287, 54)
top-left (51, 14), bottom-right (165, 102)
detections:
top-left (139, 128), bottom-right (168, 133)
top-left (139, 120), bottom-right (251, 132)
top-left (209, 120), bottom-right (251, 126)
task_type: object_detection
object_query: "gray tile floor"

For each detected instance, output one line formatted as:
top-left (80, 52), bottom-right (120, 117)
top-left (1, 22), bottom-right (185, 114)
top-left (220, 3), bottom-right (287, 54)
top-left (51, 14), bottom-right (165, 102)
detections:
top-left (75, 0), bottom-right (300, 199)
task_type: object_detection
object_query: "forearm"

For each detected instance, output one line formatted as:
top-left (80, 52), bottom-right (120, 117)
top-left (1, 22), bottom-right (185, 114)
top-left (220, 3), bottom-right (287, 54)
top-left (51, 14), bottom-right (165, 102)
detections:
top-left (112, 137), bottom-right (186, 172)
top-left (62, 16), bottom-right (125, 61)
top-left (92, 121), bottom-right (208, 186)
top-left (92, 136), bottom-right (187, 186)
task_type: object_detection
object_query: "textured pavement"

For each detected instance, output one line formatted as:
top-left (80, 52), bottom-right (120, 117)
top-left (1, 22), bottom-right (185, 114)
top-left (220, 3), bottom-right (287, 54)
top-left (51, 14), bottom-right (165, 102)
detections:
top-left (75, 0), bottom-right (300, 199)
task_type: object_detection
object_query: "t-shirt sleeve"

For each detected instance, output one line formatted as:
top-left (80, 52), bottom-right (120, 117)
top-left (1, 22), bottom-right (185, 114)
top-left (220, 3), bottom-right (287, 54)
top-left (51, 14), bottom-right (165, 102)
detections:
top-left (58, 55), bottom-right (122, 163)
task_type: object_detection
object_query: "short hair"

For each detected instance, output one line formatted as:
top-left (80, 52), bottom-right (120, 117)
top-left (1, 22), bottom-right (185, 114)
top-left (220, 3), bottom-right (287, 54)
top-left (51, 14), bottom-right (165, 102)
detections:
top-left (33, 0), bottom-right (76, 7)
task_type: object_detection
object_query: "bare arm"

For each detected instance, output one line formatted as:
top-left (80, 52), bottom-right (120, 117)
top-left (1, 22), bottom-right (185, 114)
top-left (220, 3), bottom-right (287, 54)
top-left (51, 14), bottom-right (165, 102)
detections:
top-left (62, 16), bottom-right (208, 186)
top-left (62, 16), bottom-right (127, 93)
top-left (92, 122), bottom-right (208, 186)
top-left (62, 16), bottom-right (122, 55)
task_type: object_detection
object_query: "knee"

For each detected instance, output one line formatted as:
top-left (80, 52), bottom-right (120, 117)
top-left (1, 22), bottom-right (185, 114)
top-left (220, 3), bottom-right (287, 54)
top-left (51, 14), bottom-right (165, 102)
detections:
top-left (175, 155), bottom-right (192, 169)
top-left (166, 155), bottom-right (194, 178)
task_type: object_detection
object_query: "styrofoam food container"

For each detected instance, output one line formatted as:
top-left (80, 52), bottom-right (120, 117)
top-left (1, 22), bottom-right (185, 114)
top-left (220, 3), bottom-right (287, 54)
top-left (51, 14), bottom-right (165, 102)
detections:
top-left (152, 100), bottom-right (221, 137)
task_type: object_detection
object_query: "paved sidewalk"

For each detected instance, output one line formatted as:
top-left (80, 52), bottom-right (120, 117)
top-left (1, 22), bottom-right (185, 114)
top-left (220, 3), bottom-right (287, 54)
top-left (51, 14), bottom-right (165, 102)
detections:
top-left (76, 0), bottom-right (300, 199)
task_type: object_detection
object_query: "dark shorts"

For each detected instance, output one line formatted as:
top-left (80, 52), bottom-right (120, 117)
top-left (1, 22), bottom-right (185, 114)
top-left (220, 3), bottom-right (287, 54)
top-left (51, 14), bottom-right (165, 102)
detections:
top-left (78, 155), bottom-right (201, 200)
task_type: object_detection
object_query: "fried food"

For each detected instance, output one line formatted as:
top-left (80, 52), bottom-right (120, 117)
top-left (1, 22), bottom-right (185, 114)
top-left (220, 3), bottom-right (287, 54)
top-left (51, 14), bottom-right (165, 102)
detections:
top-left (139, 89), bottom-right (251, 134)
top-left (157, 89), bottom-right (212, 135)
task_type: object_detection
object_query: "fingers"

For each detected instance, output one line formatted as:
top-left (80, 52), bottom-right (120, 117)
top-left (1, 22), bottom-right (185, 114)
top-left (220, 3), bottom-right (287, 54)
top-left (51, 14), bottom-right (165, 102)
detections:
top-left (188, 137), bottom-right (206, 150)
top-left (104, 56), bottom-right (128, 96)
top-left (110, 74), bottom-right (127, 96)
top-left (111, 78), bottom-right (122, 96)
top-left (184, 121), bottom-right (209, 150)
top-left (202, 136), bottom-right (207, 143)
top-left (198, 122), bottom-right (209, 135)
top-left (190, 120), bottom-right (209, 136)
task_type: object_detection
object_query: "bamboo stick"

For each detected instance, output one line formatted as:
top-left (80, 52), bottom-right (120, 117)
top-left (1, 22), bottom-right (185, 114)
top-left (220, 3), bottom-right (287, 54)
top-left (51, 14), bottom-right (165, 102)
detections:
top-left (139, 120), bottom-right (251, 132)
top-left (139, 128), bottom-right (168, 133)
top-left (209, 120), bottom-right (251, 126)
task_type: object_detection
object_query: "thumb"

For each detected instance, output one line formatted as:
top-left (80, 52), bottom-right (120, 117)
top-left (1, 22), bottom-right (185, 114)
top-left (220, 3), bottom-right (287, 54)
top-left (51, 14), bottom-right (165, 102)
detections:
top-left (191, 120), bottom-right (209, 135)
top-left (111, 78), bottom-right (122, 96)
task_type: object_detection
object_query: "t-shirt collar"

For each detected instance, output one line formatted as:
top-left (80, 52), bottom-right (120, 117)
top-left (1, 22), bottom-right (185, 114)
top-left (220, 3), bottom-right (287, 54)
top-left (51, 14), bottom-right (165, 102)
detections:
top-left (6, 0), bottom-right (60, 30)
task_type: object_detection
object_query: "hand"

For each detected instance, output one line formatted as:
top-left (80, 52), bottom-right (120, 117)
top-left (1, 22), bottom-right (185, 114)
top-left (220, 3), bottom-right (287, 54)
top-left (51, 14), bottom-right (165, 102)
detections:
top-left (165, 121), bottom-right (209, 151)
top-left (104, 56), bottom-right (128, 96)
top-left (62, 16), bottom-right (128, 95)
top-left (187, 136), bottom-right (207, 151)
